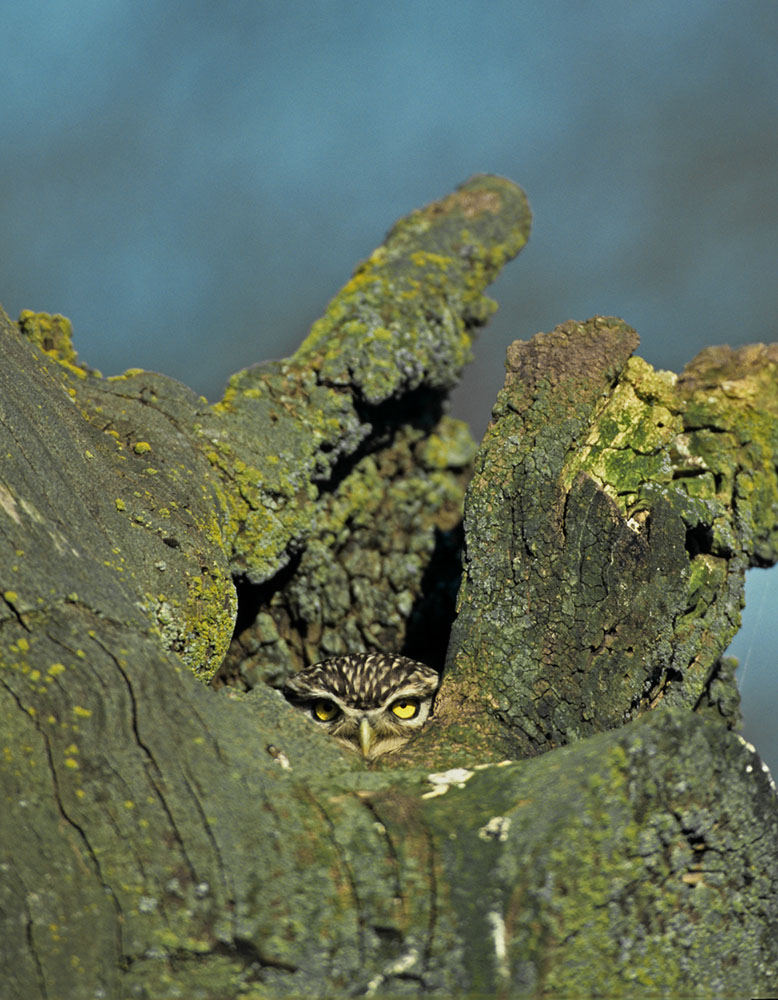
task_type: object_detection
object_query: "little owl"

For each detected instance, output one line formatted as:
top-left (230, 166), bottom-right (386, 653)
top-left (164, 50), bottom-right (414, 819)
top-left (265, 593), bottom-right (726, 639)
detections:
top-left (282, 652), bottom-right (439, 760)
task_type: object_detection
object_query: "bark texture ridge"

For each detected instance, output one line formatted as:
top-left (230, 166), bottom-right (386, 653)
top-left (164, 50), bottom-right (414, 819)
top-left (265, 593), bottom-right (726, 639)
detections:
top-left (2, 177), bottom-right (777, 999)
top-left (439, 322), bottom-right (778, 763)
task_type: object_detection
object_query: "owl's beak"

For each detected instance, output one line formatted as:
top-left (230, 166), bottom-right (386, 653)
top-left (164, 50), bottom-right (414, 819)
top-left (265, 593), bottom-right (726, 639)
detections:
top-left (358, 717), bottom-right (375, 757)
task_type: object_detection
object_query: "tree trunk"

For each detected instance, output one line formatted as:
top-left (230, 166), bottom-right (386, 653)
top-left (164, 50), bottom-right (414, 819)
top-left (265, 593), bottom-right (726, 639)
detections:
top-left (2, 176), bottom-right (777, 999)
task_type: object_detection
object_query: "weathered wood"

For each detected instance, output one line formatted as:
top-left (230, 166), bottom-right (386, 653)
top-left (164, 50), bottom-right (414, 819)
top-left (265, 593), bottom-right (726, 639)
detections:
top-left (438, 324), bottom-right (778, 763)
top-left (2, 177), bottom-right (777, 998)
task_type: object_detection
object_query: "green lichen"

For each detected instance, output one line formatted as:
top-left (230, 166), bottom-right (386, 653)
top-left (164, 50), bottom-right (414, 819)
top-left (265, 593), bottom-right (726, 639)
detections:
top-left (564, 355), bottom-right (681, 509)
top-left (3, 182), bottom-right (778, 999)
top-left (17, 310), bottom-right (83, 370)
top-left (677, 342), bottom-right (778, 564)
top-left (532, 716), bottom-right (775, 994)
top-left (294, 177), bottom-right (529, 404)
top-left (417, 708), bottom-right (778, 997)
top-left (199, 177), bottom-right (531, 682)
top-left (220, 413), bottom-right (474, 686)
top-left (445, 319), bottom-right (777, 760)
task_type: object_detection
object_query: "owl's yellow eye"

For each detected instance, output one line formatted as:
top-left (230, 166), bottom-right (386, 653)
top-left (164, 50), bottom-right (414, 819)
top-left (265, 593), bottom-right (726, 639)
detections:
top-left (312, 699), bottom-right (339, 722)
top-left (390, 698), bottom-right (419, 720)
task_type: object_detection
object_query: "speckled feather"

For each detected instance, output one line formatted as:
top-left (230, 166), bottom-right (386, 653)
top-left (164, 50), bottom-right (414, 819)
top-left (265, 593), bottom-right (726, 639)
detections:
top-left (282, 652), bottom-right (440, 759)
top-left (283, 652), bottom-right (439, 710)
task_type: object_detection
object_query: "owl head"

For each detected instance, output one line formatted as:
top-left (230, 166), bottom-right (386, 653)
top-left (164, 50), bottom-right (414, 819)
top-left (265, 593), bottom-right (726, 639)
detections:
top-left (282, 652), bottom-right (439, 760)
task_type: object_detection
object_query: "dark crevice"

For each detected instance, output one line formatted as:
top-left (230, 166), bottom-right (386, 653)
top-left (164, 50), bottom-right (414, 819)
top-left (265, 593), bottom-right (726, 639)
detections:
top-left (316, 385), bottom-right (447, 494)
top-left (231, 552), bottom-right (302, 642)
top-left (158, 940), bottom-right (299, 976)
top-left (401, 524), bottom-right (463, 672)
top-left (685, 522), bottom-right (714, 559)
top-left (20, 874), bottom-right (48, 998)
top-left (214, 384), bottom-right (456, 688)
top-left (629, 662), bottom-right (684, 715)
top-left (1, 593), bottom-right (32, 632)
top-left (353, 383), bottom-right (447, 438)
top-left (93, 634), bottom-right (200, 887)
top-left (181, 771), bottom-right (230, 912)
top-left (229, 552), bottom-right (302, 646)
top-left (672, 467), bottom-right (707, 480)
top-left (10, 669), bottom-right (128, 971)
top-left (211, 553), bottom-right (304, 689)
top-left (212, 938), bottom-right (299, 975)
top-left (373, 925), bottom-right (404, 947)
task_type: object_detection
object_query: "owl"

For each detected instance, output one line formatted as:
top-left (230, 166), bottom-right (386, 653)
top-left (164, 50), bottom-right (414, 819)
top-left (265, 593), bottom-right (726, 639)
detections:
top-left (282, 652), bottom-right (439, 760)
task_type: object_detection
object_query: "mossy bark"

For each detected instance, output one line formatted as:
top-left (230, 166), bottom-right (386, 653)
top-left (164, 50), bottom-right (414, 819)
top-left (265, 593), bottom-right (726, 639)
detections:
top-left (436, 322), bottom-right (778, 765)
top-left (2, 177), bottom-right (777, 999)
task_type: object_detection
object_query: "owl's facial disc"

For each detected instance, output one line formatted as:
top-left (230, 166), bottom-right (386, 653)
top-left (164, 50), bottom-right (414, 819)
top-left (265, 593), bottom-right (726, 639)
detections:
top-left (282, 653), bottom-right (440, 760)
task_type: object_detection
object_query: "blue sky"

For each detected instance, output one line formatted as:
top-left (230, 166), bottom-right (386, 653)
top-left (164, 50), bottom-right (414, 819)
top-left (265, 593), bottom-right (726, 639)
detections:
top-left (3, 0), bottom-right (777, 769)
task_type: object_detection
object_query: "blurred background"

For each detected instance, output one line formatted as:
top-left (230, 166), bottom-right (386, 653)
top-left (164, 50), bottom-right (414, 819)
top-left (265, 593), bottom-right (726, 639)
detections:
top-left (3, 0), bottom-right (776, 771)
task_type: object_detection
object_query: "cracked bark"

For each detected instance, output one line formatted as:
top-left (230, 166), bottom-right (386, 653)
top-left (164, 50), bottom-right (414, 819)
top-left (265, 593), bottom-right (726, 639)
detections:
top-left (2, 177), bottom-right (778, 999)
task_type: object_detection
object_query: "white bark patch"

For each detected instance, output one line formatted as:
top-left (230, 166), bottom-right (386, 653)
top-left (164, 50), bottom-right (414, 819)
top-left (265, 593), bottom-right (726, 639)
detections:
top-left (487, 909), bottom-right (510, 982)
top-left (736, 733), bottom-right (776, 794)
top-left (478, 815), bottom-right (511, 842)
top-left (421, 767), bottom-right (475, 798)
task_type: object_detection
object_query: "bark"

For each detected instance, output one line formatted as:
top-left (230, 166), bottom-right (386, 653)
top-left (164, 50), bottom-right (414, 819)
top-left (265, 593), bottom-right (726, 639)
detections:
top-left (1, 176), bottom-right (777, 999)
top-left (436, 322), bottom-right (778, 763)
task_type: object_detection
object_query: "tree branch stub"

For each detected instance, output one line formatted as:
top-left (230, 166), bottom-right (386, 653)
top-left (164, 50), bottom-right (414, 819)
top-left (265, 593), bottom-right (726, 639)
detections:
top-left (2, 177), bottom-right (777, 998)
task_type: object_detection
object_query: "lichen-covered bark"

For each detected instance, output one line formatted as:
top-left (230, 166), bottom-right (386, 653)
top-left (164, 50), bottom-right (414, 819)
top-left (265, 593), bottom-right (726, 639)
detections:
top-left (206, 173), bottom-right (532, 682)
top-left (8, 309), bottom-right (236, 680)
top-left (2, 177), bottom-right (778, 999)
top-left (5, 176), bottom-right (531, 687)
top-left (439, 319), bottom-right (778, 762)
top-left (3, 641), bottom-right (776, 998)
